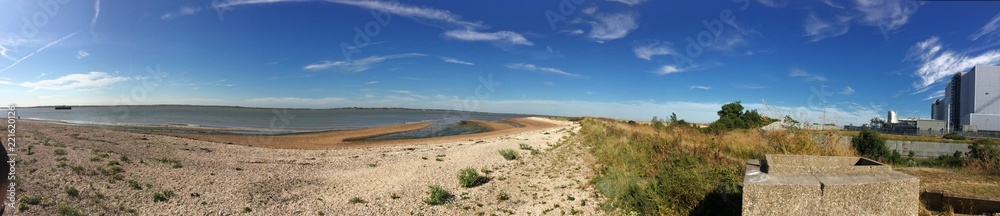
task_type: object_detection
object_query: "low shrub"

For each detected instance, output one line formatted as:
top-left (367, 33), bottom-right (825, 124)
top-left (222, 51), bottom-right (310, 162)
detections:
top-left (943, 132), bottom-right (967, 140)
top-left (348, 197), bottom-right (366, 204)
top-left (499, 149), bottom-right (518, 160)
top-left (65, 186), bottom-right (79, 197)
top-left (153, 189), bottom-right (174, 202)
top-left (128, 180), bottom-right (142, 190)
top-left (57, 204), bottom-right (83, 216)
top-left (424, 185), bottom-right (450, 205)
top-left (457, 167), bottom-right (488, 188)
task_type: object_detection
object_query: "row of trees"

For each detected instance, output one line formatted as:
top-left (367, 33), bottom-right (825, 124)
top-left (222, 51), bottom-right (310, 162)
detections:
top-left (650, 112), bottom-right (690, 130)
top-left (649, 101), bottom-right (776, 133)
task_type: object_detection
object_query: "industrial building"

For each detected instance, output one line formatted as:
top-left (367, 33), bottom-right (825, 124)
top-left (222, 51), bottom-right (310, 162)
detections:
top-left (931, 65), bottom-right (1000, 132)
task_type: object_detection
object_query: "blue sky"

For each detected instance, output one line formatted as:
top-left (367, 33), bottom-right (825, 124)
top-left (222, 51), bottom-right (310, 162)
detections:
top-left (2, 0), bottom-right (1000, 125)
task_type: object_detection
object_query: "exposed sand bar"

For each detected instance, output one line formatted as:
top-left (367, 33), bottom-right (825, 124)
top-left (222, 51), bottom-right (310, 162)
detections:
top-left (157, 118), bottom-right (559, 149)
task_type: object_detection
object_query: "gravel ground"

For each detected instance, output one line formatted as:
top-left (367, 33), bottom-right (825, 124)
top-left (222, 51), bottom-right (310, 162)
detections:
top-left (6, 117), bottom-right (604, 215)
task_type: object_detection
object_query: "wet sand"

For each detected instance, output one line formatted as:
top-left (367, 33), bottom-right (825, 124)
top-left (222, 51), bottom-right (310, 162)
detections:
top-left (156, 118), bottom-right (560, 149)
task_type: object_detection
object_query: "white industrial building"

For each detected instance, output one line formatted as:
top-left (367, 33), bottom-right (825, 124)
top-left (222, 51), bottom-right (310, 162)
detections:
top-left (932, 65), bottom-right (1000, 132)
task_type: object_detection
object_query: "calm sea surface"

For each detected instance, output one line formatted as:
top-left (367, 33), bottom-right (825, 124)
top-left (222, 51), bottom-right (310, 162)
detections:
top-left (17, 106), bottom-right (531, 133)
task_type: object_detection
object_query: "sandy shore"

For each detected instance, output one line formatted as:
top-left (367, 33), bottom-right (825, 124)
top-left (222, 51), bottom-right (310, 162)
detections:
top-left (8, 117), bottom-right (604, 215)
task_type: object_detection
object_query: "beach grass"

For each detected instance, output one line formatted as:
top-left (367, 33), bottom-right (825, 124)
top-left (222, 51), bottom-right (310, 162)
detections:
top-left (499, 149), bottom-right (518, 160)
top-left (457, 167), bottom-right (488, 188)
top-left (424, 185), bottom-right (450, 205)
top-left (578, 117), bottom-right (854, 215)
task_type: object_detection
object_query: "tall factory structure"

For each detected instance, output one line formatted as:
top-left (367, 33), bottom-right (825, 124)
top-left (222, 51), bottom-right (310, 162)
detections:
top-left (932, 65), bottom-right (1000, 132)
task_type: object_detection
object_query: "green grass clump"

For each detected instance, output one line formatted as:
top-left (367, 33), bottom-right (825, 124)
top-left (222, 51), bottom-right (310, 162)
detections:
top-left (57, 204), bottom-right (84, 216)
top-left (519, 143), bottom-right (533, 150)
top-left (172, 162), bottom-right (183, 169)
top-left (457, 167), bottom-right (488, 188)
top-left (499, 149), bottom-right (518, 160)
top-left (348, 197), bottom-right (367, 204)
top-left (152, 189), bottom-right (174, 202)
top-left (120, 154), bottom-right (130, 163)
top-left (21, 196), bottom-right (42, 205)
top-left (243, 207), bottom-right (252, 213)
top-left (54, 149), bottom-right (67, 156)
top-left (497, 191), bottom-right (510, 201)
top-left (128, 180), bottom-right (143, 190)
top-left (64, 186), bottom-right (80, 198)
top-left (424, 185), bottom-right (450, 205)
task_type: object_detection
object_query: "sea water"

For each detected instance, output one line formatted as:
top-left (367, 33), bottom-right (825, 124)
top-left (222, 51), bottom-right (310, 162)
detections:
top-left (17, 105), bottom-right (530, 134)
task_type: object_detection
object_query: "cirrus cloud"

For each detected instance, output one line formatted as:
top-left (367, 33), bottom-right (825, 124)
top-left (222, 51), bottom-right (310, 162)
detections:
top-left (20, 72), bottom-right (130, 91)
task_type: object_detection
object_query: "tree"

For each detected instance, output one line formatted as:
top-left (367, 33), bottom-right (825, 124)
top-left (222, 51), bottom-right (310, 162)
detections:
top-left (717, 101), bottom-right (744, 120)
top-left (653, 121), bottom-right (665, 130)
top-left (669, 113), bottom-right (678, 124)
top-left (651, 116), bottom-right (660, 123)
top-left (852, 129), bottom-right (889, 160)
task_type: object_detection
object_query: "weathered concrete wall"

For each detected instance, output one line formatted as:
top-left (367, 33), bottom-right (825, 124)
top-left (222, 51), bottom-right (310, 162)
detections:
top-left (885, 140), bottom-right (969, 158)
top-left (823, 135), bottom-right (971, 157)
top-left (743, 155), bottom-right (919, 216)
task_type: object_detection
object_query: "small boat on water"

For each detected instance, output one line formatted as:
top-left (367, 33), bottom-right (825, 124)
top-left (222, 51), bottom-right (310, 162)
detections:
top-left (54, 105), bottom-right (72, 110)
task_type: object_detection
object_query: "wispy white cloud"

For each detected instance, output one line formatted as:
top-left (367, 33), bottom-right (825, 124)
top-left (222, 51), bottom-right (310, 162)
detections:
top-left (0, 77), bottom-right (12, 85)
top-left (543, 81), bottom-right (555, 87)
top-left (788, 67), bottom-right (827, 82)
top-left (632, 40), bottom-right (672, 60)
top-left (657, 65), bottom-right (682, 75)
top-left (20, 72), bottom-right (130, 91)
top-left (507, 63), bottom-right (583, 78)
top-left (443, 30), bottom-right (533, 46)
top-left (906, 36), bottom-right (1000, 93)
top-left (584, 12), bottom-right (639, 42)
top-left (803, 13), bottom-right (849, 42)
top-left (161, 6), bottom-right (201, 20)
top-left (91, 0), bottom-right (101, 28)
top-left (802, 0), bottom-right (920, 41)
top-left (0, 45), bottom-right (13, 61)
top-left (607, 0), bottom-right (646, 6)
top-left (756, 0), bottom-right (787, 8)
top-left (690, 85), bottom-right (711, 90)
top-left (841, 86), bottom-right (855, 95)
top-left (326, 0), bottom-right (483, 28)
top-left (303, 53), bottom-right (427, 72)
top-left (0, 32), bottom-right (77, 74)
top-left (924, 89), bottom-right (944, 101)
top-left (654, 62), bottom-right (720, 75)
top-left (853, 0), bottom-right (919, 33)
top-left (441, 57), bottom-right (474, 65)
top-left (365, 81), bottom-right (379, 85)
top-left (970, 13), bottom-right (1000, 41)
top-left (76, 50), bottom-right (90, 59)
top-left (213, 0), bottom-right (483, 28)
